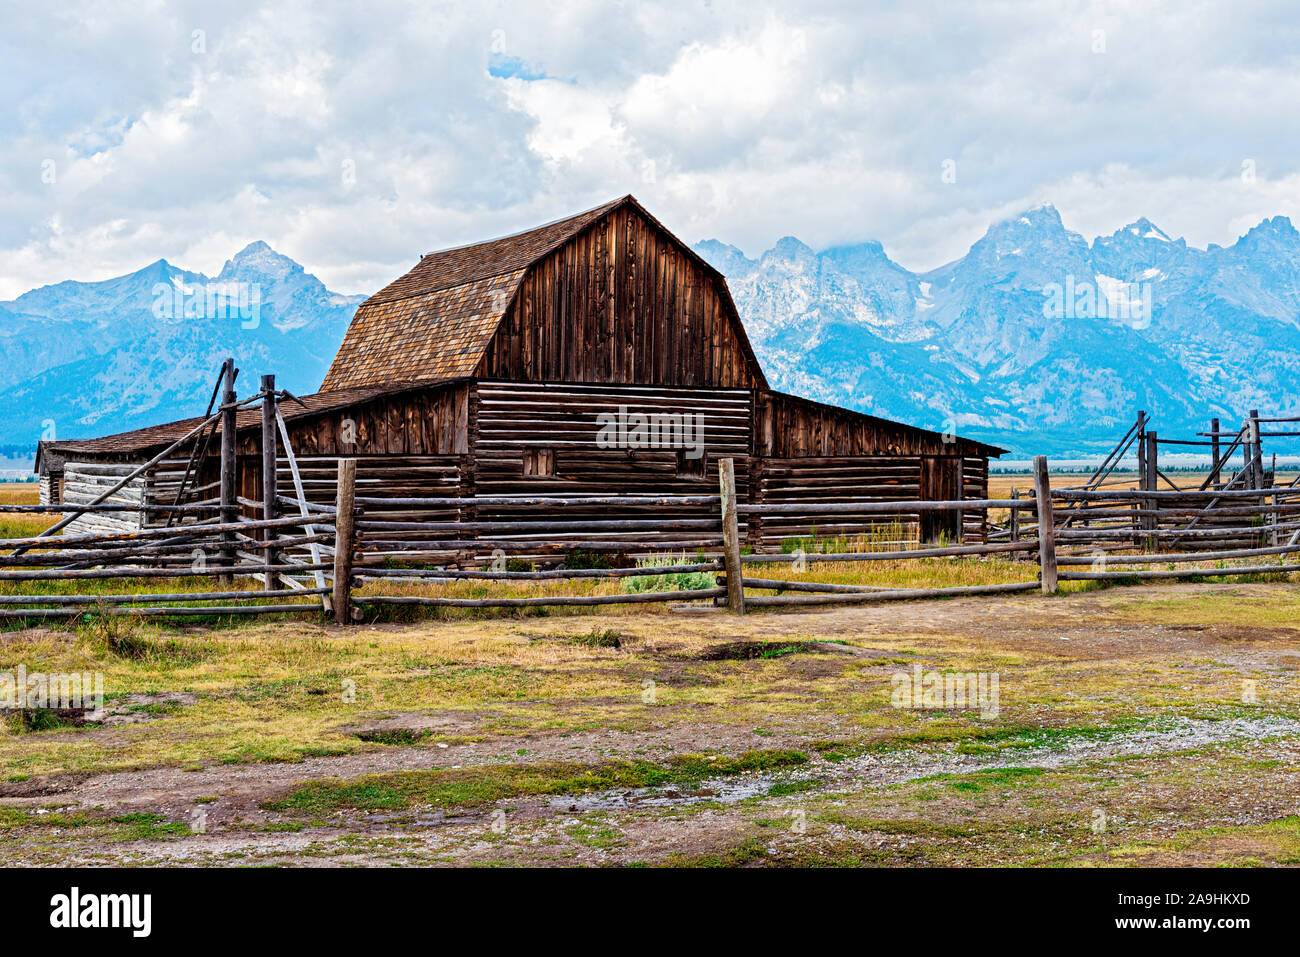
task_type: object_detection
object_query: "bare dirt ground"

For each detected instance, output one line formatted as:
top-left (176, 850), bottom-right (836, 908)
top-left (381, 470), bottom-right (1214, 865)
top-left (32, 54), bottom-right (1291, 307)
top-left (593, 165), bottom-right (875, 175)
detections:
top-left (3, 581), bottom-right (1299, 867)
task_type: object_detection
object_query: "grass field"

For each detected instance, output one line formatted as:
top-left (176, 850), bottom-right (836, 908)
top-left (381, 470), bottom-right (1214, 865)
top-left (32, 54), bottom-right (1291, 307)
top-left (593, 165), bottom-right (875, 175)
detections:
top-left (3, 481), bottom-right (1299, 867)
top-left (1, 578), bottom-right (1298, 866)
top-left (990, 470), bottom-right (1300, 497)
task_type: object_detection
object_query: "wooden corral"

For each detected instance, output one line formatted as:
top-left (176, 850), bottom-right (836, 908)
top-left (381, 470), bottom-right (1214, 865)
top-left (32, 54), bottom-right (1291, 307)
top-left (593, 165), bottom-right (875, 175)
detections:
top-left (36, 195), bottom-right (1004, 553)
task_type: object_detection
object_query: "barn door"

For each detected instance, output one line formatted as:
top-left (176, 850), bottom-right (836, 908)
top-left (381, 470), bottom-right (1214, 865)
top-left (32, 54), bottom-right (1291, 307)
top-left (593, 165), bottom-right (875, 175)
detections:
top-left (919, 456), bottom-right (962, 544)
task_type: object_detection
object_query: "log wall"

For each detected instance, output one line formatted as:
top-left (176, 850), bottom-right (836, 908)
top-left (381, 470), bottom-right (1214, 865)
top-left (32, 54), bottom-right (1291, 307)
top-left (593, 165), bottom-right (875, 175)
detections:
top-left (38, 474), bottom-right (60, 507)
top-left (467, 379), bottom-right (749, 552)
top-left (60, 462), bottom-right (149, 536)
top-left (50, 381), bottom-right (997, 554)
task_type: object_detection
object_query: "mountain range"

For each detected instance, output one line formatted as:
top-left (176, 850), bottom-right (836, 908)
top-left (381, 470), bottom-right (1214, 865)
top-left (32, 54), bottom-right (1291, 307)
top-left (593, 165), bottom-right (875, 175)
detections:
top-left (3, 205), bottom-right (1298, 465)
top-left (695, 205), bottom-right (1300, 457)
top-left (0, 242), bottom-right (361, 459)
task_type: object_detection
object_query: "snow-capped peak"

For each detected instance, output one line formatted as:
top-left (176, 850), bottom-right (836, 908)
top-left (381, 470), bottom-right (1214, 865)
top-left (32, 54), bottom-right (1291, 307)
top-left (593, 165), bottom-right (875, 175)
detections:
top-left (1122, 217), bottom-right (1171, 242)
top-left (218, 241), bottom-right (304, 283)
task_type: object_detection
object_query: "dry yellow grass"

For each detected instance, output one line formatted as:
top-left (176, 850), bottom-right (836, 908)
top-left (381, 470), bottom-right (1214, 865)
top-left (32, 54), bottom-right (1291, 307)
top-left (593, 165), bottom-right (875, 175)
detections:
top-left (990, 470), bottom-right (1300, 497)
top-left (0, 484), bottom-right (51, 540)
top-left (0, 485), bottom-right (38, 506)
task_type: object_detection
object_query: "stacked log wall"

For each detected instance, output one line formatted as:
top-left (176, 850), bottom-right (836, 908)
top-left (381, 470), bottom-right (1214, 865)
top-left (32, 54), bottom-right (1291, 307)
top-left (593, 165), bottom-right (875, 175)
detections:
top-left (468, 379), bottom-right (748, 554)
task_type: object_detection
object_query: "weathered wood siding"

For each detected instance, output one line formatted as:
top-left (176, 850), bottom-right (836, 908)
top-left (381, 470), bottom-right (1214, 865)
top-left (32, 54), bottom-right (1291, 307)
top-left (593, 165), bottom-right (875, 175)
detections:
top-left (38, 474), bottom-right (60, 507)
top-left (962, 456), bottom-right (990, 543)
top-left (60, 461), bottom-right (149, 536)
top-left (275, 453), bottom-right (463, 525)
top-left (748, 454), bottom-right (987, 547)
top-left (236, 383), bottom-right (469, 459)
top-left (748, 392), bottom-right (993, 546)
top-left (468, 380), bottom-right (752, 548)
top-left (749, 455), bottom-right (921, 546)
top-left (479, 205), bottom-right (762, 388)
top-left (230, 384), bottom-right (470, 531)
top-left (755, 391), bottom-right (986, 458)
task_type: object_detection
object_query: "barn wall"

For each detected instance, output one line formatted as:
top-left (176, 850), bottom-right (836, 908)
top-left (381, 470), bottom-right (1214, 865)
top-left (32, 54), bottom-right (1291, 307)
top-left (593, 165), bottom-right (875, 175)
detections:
top-left (236, 384), bottom-right (469, 459)
top-left (46, 378), bottom-right (995, 552)
top-left (748, 454), bottom-right (988, 547)
top-left (38, 473), bottom-right (60, 506)
top-left (962, 456), bottom-right (990, 543)
top-left (755, 391), bottom-right (987, 458)
top-left (468, 379), bottom-right (752, 547)
top-left (231, 384), bottom-right (470, 527)
top-left (59, 461), bottom-right (149, 536)
top-left (273, 453), bottom-right (464, 527)
top-left (750, 455), bottom-right (922, 547)
top-left (747, 392), bottom-right (993, 546)
top-left (479, 206), bottom-right (761, 388)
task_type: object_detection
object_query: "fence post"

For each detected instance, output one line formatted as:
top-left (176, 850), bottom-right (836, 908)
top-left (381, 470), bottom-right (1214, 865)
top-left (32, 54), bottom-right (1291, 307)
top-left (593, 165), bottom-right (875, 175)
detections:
top-left (218, 358), bottom-right (237, 584)
top-left (333, 458), bottom-right (357, 624)
top-left (1144, 430), bottom-right (1159, 549)
top-left (1135, 410), bottom-right (1147, 490)
top-left (1210, 417), bottom-right (1221, 487)
top-left (718, 457), bottom-right (745, 614)
top-left (1009, 488), bottom-right (1020, 542)
top-left (1130, 486), bottom-right (1140, 548)
top-left (1032, 455), bottom-right (1058, 595)
top-left (1248, 410), bottom-right (1262, 489)
top-left (260, 374), bottom-right (278, 591)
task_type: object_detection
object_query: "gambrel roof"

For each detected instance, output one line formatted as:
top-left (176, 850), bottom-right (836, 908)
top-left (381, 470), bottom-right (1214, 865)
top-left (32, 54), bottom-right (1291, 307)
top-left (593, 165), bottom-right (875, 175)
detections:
top-left (320, 195), bottom-right (764, 391)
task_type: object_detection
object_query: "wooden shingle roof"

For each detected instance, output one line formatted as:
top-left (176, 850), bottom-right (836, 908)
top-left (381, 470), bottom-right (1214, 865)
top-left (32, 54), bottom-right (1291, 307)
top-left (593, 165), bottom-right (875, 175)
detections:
top-left (321, 196), bottom-right (633, 391)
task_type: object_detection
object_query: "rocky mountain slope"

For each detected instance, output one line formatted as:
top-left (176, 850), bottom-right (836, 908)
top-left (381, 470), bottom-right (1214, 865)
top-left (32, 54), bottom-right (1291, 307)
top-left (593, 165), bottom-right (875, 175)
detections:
top-left (697, 206), bottom-right (1300, 456)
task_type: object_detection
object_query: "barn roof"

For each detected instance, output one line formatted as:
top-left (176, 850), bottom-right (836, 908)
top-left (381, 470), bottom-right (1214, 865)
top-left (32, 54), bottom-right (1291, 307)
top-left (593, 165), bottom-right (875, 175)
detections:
top-left (320, 195), bottom-right (737, 392)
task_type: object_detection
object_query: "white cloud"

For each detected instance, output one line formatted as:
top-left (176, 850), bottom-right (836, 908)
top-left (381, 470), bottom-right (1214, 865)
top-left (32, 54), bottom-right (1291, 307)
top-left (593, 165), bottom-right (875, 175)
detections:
top-left (1, 0), bottom-right (1299, 298)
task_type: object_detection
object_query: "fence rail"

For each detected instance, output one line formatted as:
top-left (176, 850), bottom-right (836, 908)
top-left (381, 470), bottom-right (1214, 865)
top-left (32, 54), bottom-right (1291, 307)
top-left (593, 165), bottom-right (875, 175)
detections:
top-left (0, 499), bottom-right (337, 620)
top-left (14, 441), bottom-right (1300, 625)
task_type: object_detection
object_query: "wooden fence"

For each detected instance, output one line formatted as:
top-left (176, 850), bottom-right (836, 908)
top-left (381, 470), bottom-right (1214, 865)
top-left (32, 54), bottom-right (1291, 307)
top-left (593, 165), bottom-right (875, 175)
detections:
top-left (0, 504), bottom-right (335, 619)
top-left (338, 455), bottom-right (1039, 618)
top-left (8, 444), bottom-right (1300, 624)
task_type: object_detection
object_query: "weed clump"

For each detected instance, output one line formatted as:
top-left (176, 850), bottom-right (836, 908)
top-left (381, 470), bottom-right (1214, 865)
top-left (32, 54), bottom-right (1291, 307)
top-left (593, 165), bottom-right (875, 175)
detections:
top-left (567, 628), bottom-right (622, 648)
top-left (622, 552), bottom-right (716, 594)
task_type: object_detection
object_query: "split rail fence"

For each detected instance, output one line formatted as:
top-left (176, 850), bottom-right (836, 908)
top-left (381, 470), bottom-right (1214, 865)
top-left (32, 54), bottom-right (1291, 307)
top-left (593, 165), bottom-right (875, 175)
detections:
top-left (0, 507), bottom-right (335, 620)
top-left (10, 416), bottom-right (1300, 624)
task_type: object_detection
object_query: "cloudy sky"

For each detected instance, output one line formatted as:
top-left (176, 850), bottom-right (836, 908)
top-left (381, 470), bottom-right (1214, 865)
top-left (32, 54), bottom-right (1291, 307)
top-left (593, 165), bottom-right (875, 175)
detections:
top-left (2, 0), bottom-right (1298, 299)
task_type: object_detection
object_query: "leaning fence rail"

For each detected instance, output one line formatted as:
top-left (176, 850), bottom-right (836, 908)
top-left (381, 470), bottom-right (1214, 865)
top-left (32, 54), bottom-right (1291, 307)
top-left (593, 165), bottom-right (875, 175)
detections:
top-left (0, 503), bottom-right (337, 621)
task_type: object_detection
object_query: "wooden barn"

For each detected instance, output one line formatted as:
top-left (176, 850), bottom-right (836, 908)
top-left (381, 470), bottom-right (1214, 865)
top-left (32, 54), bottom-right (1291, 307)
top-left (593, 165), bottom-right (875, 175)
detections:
top-left (36, 195), bottom-right (1004, 551)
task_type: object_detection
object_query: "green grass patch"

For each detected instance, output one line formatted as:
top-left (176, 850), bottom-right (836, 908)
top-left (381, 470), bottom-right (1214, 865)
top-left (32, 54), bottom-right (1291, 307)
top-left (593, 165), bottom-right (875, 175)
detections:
top-left (564, 628), bottom-right (623, 649)
top-left (264, 749), bottom-right (808, 816)
top-left (921, 766), bottom-right (1048, 793)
